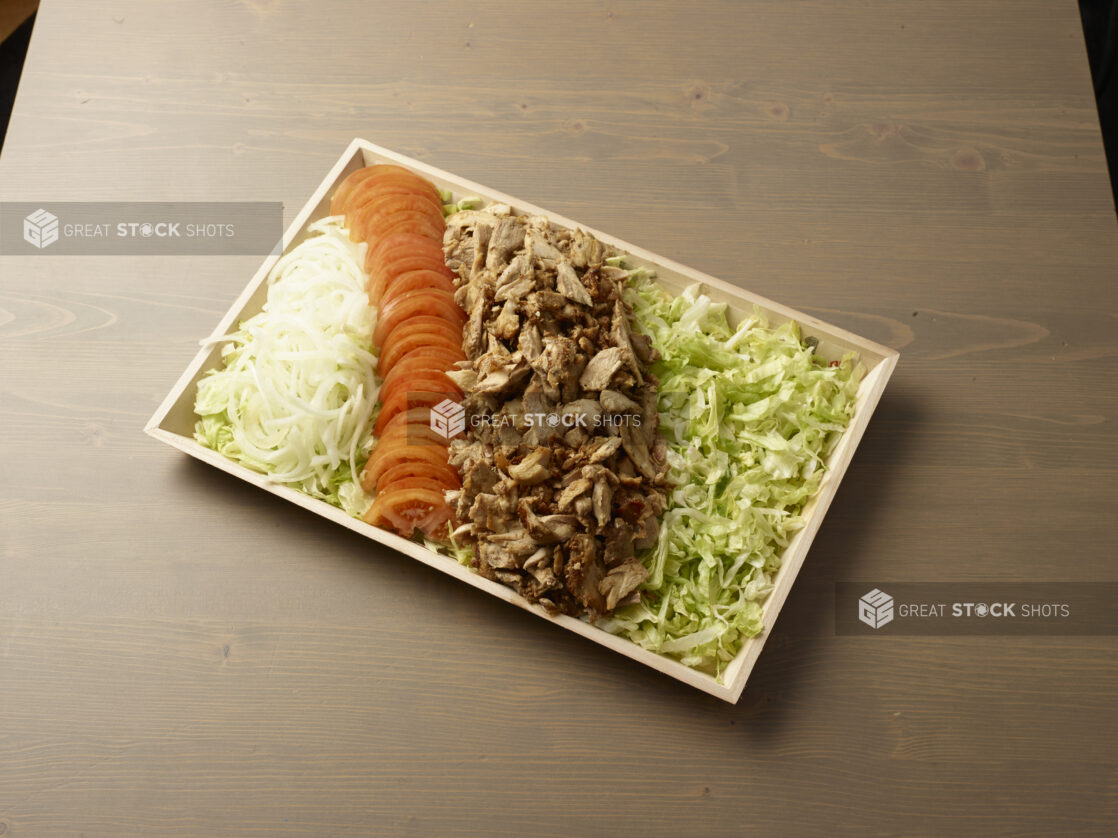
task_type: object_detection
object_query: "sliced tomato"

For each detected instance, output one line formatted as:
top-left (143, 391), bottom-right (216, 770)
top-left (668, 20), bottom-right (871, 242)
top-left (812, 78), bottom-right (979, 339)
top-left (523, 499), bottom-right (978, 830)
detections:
top-left (360, 163), bottom-right (431, 178)
top-left (346, 181), bottom-right (442, 224)
top-left (376, 379), bottom-right (460, 425)
top-left (352, 192), bottom-right (445, 240)
top-left (367, 231), bottom-right (445, 273)
top-left (350, 164), bottom-right (441, 201)
top-left (331, 167), bottom-right (377, 217)
top-left (373, 289), bottom-right (466, 348)
top-left (378, 407), bottom-right (446, 436)
top-left (363, 486), bottom-right (454, 539)
top-left (369, 229), bottom-right (445, 258)
top-left (343, 164), bottom-right (440, 203)
top-left (378, 350), bottom-right (463, 400)
top-left (378, 316), bottom-right (463, 368)
top-left (378, 476), bottom-right (453, 495)
top-left (380, 314), bottom-right (463, 349)
top-left (368, 253), bottom-right (455, 302)
top-left (381, 269), bottom-right (457, 307)
top-left (379, 369), bottom-right (461, 417)
top-left (373, 419), bottom-right (450, 449)
top-left (362, 441), bottom-right (456, 492)
top-left (378, 345), bottom-right (464, 384)
top-left (381, 343), bottom-right (464, 375)
top-left (377, 352), bottom-right (464, 409)
top-left (374, 378), bottom-right (461, 436)
top-left (370, 419), bottom-right (455, 456)
top-left (358, 209), bottom-right (445, 249)
top-left (377, 330), bottom-right (462, 378)
top-left (349, 197), bottom-right (444, 245)
top-left (355, 178), bottom-right (441, 210)
top-left (378, 459), bottom-right (461, 492)
top-left (368, 240), bottom-right (449, 298)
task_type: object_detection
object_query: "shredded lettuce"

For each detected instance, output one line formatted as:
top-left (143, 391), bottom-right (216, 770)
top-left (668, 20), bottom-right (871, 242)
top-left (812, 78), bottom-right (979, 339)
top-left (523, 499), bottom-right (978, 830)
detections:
top-left (442, 193), bottom-right (484, 216)
top-left (424, 533), bottom-right (476, 567)
top-left (599, 278), bottom-right (864, 676)
top-left (194, 215), bottom-right (378, 518)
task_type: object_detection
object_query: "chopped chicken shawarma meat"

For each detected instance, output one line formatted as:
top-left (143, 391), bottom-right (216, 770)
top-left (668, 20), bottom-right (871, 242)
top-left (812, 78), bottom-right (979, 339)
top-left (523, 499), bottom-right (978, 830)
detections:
top-left (599, 561), bottom-right (650, 610)
top-left (491, 299), bottom-right (520, 340)
top-left (443, 209), bottom-right (669, 617)
top-left (599, 389), bottom-right (640, 415)
top-left (507, 447), bottom-right (552, 485)
top-left (486, 217), bottom-right (526, 271)
top-left (563, 534), bottom-right (607, 616)
top-left (579, 347), bottom-right (624, 391)
top-left (556, 260), bottom-right (593, 306)
top-left (522, 507), bottom-right (579, 544)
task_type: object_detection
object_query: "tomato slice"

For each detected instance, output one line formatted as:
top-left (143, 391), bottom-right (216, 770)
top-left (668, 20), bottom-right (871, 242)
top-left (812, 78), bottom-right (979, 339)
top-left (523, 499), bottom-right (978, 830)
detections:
top-left (377, 377), bottom-right (460, 433)
top-left (378, 316), bottom-right (463, 366)
top-left (343, 164), bottom-right (441, 205)
top-left (362, 441), bottom-right (455, 492)
top-left (380, 369), bottom-right (461, 416)
top-left (377, 330), bottom-right (462, 378)
top-left (368, 231), bottom-right (445, 272)
top-left (373, 419), bottom-right (451, 449)
top-left (331, 167), bottom-right (378, 217)
top-left (363, 486), bottom-right (453, 539)
top-left (358, 210), bottom-right (445, 250)
top-left (367, 238), bottom-right (449, 281)
top-left (360, 163), bottom-right (436, 183)
top-left (359, 165), bottom-right (441, 197)
top-left (350, 197), bottom-right (445, 247)
top-left (378, 349), bottom-right (464, 405)
top-left (373, 289), bottom-right (466, 348)
top-left (353, 193), bottom-right (445, 241)
top-left (344, 178), bottom-right (440, 221)
top-left (378, 406), bottom-right (445, 435)
top-left (369, 229), bottom-right (444, 259)
top-left (380, 313), bottom-right (463, 348)
top-left (390, 341), bottom-right (466, 362)
top-left (379, 350), bottom-right (463, 400)
top-left (373, 412), bottom-right (463, 476)
top-left (378, 459), bottom-right (461, 492)
top-left (368, 253), bottom-right (455, 302)
top-left (378, 476), bottom-right (453, 495)
top-left (374, 377), bottom-right (461, 436)
top-left (381, 269), bottom-right (457, 306)
top-left (383, 343), bottom-right (464, 372)
top-left (355, 178), bottom-right (441, 208)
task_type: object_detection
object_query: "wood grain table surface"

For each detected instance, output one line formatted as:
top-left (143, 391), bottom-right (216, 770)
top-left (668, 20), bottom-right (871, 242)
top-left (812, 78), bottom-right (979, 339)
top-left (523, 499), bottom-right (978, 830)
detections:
top-left (2, 1), bottom-right (1116, 835)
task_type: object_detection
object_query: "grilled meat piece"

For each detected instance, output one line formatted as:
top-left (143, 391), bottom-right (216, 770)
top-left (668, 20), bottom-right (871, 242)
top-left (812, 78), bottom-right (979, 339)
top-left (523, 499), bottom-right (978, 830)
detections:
top-left (507, 447), bottom-right (552, 485)
top-left (579, 347), bottom-right (624, 391)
